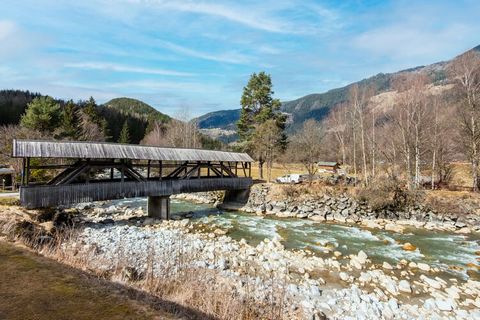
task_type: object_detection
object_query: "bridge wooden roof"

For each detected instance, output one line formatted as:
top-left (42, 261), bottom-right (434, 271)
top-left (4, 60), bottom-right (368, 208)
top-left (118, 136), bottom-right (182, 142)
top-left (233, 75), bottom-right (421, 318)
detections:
top-left (12, 140), bottom-right (254, 162)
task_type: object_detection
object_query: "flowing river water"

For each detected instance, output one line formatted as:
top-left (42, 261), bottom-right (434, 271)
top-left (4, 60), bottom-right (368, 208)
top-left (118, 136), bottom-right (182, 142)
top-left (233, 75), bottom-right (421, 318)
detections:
top-left (106, 197), bottom-right (480, 280)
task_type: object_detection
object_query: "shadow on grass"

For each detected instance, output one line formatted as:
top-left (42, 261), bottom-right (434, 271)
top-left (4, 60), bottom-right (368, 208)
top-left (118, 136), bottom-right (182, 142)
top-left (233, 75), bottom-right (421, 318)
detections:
top-left (0, 241), bottom-right (217, 320)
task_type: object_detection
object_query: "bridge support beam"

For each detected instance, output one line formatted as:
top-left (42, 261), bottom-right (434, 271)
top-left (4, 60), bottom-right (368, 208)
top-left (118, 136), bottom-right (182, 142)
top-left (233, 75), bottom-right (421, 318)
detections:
top-left (148, 195), bottom-right (170, 220)
top-left (219, 188), bottom-right (251, 210)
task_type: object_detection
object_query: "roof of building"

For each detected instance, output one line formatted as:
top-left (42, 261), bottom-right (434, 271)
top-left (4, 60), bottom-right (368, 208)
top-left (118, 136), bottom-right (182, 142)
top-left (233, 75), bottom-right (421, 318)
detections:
top-left (317, 161), bottom-right (339, 167)
top-left (0, 167), bottom-right (15, 175)
top-left (12, 140), bottom-right (254, 162)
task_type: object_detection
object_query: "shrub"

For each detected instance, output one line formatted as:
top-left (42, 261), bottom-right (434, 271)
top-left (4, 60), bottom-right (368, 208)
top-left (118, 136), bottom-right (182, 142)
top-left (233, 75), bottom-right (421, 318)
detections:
top-left (355, 179), bottom-right (424, 211)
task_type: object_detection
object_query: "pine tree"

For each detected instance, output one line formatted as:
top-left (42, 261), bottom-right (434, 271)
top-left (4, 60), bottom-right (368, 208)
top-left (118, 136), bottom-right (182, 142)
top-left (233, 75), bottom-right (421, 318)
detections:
top-left (60, 100), bottom-right (79, 139)
top-left (20, 96), bottom-right (62, 133)
top-left (236, 72), bottom-right (287, 179)
top-left (82, 96), bottom-right (109, 139)
top-left (83, 96), bottom-right (98, 122)
top-left (118, 120), bottom-right (130, 144)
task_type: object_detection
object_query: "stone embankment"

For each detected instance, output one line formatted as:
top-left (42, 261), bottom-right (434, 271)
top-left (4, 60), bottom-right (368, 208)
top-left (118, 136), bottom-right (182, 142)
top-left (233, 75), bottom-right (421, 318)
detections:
top-left (232, 184), bottom-right (479, 233)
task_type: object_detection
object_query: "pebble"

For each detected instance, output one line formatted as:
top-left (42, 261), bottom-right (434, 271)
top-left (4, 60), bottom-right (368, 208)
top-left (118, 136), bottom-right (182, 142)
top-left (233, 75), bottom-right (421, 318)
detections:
top-left (417, 263), bottom-right (431, 272)
top-left (435, 299), bottom-right (453, 311)
top-left (383, 262), bottom-right (393, 270)
top-left (398, 280), bottom-right (412, 293)
top-left (339, 272), bottom-right (349, 281)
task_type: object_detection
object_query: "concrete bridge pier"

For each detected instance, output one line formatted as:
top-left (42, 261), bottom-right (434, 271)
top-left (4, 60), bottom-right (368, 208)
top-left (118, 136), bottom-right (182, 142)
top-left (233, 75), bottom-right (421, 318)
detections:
top-left (148, 195), bottom-right (170, 219)
top-left (219, 188), bottom-right (251, 210)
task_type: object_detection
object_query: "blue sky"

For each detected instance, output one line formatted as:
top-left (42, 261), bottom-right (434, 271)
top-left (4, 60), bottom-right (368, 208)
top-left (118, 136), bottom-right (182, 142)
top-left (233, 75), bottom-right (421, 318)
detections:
top-left (1, 0), bottom-right (479, 117)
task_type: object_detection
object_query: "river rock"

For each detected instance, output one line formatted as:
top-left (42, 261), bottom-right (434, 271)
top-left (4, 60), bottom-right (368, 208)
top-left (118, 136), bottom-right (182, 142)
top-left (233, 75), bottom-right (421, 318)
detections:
top-left (435, 299), bottom-right (453, 311)
top-left (383, 262), bottom-right (393, 270)
top-left (398, 280), bottom-right (412, 293)
top-left (296, 212), bottom-right (309, 219)
top-left (417, 263), bottom-right (431, 272)
top-left (420, 275), bottom-right (442, 289)
top-left (402, 243), bottom-right (417, 251)
top-left (339, 272), bottom-right (349, 281)
top-left (383, 278), bottom-right (399, 295)
top-left (357, 250), bottom-right (368, 264)
top-left (214, 228), bottom-right (227, 235)
top-left (358, 272), bottom-right (372, 283)
top-left (385, 223), bottom-right (405, 233)
top-left (445, 286), bottom-right (461, 299)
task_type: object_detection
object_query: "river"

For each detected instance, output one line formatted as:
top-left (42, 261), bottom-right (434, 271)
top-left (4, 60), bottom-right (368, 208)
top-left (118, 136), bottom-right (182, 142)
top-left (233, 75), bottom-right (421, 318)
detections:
top-left (106, 197), bottom-right (480, 280)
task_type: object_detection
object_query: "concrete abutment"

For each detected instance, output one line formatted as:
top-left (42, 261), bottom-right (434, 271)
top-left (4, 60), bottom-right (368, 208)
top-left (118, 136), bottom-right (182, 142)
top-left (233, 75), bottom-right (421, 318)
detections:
top-left (147, 195), bottom-right (170, 219)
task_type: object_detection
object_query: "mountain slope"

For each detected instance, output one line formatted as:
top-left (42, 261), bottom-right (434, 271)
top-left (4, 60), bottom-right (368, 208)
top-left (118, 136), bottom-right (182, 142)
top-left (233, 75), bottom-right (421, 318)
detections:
top-left (196, 45), bottom-right (476, 140)
top-left (104, 97), bottom-right (170, 122)
top-left (195, 109), bottom-right (240, 130)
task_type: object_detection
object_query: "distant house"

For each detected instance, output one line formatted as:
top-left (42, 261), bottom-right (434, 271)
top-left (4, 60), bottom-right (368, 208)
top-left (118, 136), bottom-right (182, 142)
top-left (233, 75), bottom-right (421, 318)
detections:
top-left (317, 161), bottom-right (340, 174)
top-left (0, 166), bottom-right (16, 191)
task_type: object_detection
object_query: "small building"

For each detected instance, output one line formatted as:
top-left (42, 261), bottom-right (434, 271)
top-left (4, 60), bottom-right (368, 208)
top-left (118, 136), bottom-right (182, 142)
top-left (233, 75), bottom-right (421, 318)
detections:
top-left (0, 166), bottom-right (16, 191)
top-left (317, 161), bottom-right (340, 174)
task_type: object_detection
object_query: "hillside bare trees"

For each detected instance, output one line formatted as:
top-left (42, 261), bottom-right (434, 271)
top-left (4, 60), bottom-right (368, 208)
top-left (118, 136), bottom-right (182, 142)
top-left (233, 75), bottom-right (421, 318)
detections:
top-left (142, 119), bottom-right (201, 148)
top-left (286, 119), bottom-right (325, 182)
top-left (450, 51), bottom-right (480, 191)
top-left (323, 70), bottom-right (460, 190)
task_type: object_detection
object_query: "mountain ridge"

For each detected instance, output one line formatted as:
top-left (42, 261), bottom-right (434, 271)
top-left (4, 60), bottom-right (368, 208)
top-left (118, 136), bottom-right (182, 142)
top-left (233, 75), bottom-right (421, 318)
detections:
top-left (104, 97), bottom-right (171, 122)
top-left (195, 45), bottom-right (479, 140)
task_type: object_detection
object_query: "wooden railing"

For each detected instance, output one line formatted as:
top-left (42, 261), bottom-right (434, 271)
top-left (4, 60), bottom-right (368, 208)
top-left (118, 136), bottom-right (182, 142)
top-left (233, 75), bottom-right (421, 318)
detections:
top-left (20, 177), bottom-right (253, 209)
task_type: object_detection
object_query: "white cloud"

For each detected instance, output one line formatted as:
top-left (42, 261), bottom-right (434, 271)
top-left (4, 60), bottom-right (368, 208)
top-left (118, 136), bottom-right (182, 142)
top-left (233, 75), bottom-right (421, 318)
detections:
top-left (157, 40), bottom-right (252, 64)
top-left (350, 2), bottom-right (480, 69)
top-left (104, 79), bottom-right (218, 93)
top-left (0, 20), bottom-right (33, 58)
top-left (0, 20), bottom-right (16, 40)
top-left (125, 0), bottom-right (339, 35)
top-left (64, 62), bottom-right (195, 76)
top-left (126, 0), bottom-right (288, 33)
top-left (353, 23), bottom-right (473, 62)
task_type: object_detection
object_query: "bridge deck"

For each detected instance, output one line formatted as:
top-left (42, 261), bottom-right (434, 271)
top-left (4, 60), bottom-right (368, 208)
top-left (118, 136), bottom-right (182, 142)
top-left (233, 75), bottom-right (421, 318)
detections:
top-left (20, 177), bottom-right (253, 209)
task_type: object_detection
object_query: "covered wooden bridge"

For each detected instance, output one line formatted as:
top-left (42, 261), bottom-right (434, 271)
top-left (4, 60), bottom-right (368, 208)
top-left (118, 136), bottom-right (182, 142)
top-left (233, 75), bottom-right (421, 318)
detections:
top-left (12, 140), bottom-right (253, 218)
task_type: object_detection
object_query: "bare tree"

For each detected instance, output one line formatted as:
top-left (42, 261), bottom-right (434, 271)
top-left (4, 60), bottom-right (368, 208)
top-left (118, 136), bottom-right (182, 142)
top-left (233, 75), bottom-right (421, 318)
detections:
top-left (388, 74), bottom-right (429, 189)
top-left (287, 119), bottom-right (324, 183)
top-left (350, 84), bottom-right (372, 186)
top-left (428, 95), bottom-right (455, 188)
top-left (0, 125), bottom-right (50, 173)
top-left (450, 51), bottom-right (480, 191)
top-left (142, 107), bottom-right (201, 148)
top-left (77, 110), bottom-right (107, 141)
top-left (325, 103), bottom-right (349, 165)
top-left (251, 120), bottom-right (283, 182)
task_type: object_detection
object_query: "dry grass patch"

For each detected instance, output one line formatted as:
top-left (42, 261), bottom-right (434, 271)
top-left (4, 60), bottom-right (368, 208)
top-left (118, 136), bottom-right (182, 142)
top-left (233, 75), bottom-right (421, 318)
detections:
top-left (0, 241), bottom-right (177, 320)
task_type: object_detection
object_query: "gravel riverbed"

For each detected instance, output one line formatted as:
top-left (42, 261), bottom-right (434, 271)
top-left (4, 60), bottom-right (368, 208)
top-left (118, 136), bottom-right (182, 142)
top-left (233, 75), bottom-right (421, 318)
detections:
top-left (60, 199), bottom-right (480, 320)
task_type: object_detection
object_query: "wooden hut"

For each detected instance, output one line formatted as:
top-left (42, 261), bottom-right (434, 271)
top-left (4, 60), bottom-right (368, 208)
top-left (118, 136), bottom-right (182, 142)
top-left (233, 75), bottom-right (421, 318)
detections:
top-left (0, 166), bottom-right (16, 191)
top-left (317, 161), bottom-right (340, 174)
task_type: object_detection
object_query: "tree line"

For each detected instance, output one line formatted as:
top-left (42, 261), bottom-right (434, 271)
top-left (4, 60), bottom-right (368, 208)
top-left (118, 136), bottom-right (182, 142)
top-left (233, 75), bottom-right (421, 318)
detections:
top-left (237, 51), bottom-right (480, 191)
top-left (0, 94), bottom-right (224, 175)
top-left (321, 50), bottom-right (480, 191)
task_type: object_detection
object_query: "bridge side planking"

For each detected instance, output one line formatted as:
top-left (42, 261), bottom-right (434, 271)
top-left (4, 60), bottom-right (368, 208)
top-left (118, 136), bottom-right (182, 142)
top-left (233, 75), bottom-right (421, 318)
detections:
top-left (20, 177), bottom-right (253, 209)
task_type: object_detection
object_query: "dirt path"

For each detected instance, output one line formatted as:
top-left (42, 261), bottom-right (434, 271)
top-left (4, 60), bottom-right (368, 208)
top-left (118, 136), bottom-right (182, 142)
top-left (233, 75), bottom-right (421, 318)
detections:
top-left (0, 241), bottom-right (184, 320)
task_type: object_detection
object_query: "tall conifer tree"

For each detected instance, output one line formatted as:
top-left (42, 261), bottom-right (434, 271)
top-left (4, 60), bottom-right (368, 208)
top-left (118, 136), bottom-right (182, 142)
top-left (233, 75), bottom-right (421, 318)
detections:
top-left (237, 72), bottom-right (287, 179)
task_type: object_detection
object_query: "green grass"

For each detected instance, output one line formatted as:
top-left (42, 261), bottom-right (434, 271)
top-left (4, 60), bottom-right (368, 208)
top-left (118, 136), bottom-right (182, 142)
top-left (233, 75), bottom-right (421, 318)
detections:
top-left (0, 241), bottom-right (176, 320)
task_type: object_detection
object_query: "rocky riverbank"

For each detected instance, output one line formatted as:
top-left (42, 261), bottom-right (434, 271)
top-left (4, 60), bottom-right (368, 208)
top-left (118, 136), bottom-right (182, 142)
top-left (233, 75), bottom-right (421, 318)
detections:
top-left (58, 202), bottom-right (480, 319)
top-left (215, 184), bottom-right (480, 234)
top-left (2, 199), bottom-right (480, 319)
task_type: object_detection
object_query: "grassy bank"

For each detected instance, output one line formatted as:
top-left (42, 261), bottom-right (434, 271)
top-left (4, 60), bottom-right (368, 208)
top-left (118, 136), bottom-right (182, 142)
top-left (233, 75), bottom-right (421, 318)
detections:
top-left (0, 240), bottom-right (180, 320)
